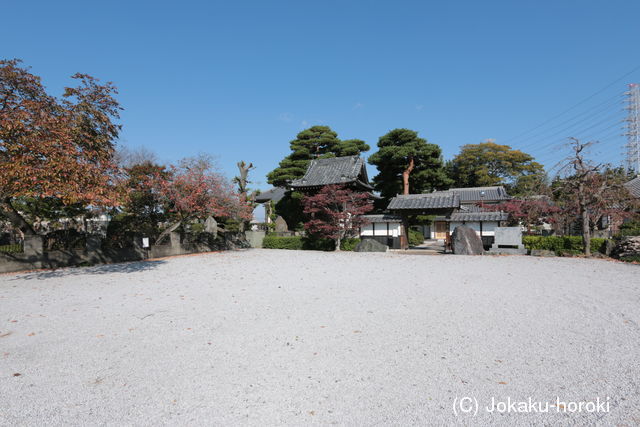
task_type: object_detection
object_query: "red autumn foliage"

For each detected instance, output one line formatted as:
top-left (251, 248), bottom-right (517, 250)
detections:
top-left (494, 198), bottom-right (560, 233)
top-left (0, 59), bottom-right (121, 204)
top-left (0, 59), bottom-right (122, 232)
top-left (154, 155), bottom-right (253, 242)
top-left (302, 185), bottom-right (373, 250)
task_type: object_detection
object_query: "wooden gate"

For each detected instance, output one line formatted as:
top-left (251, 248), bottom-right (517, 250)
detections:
top-left (434, 221), bottom-right (448, 239)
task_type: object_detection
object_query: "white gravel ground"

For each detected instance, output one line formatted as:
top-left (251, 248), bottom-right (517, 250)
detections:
top-left (1, 249), bottom-right (639, 426)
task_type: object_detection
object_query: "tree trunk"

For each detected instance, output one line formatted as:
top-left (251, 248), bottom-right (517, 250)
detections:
top-left (335, 236), bottom-right (341, 251)
top-left (1, 197), bottom-right (36, 235)
top-left (402, 156), bottom-right (415, 195)
top-left (581, 202), bottom-right (591, 257)
top-left (156, 220), bottom-right (182, 244)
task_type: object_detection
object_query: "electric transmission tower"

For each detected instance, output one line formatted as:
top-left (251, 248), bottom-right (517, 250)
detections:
top-left (624, 83), bottom-right (640, 174)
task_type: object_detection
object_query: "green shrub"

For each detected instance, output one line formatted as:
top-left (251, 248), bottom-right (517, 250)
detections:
top-left (408, 229), bottom-right (424, 246)
top-left (340, 238), bottom-right (360, 251)
top-left (262, 235), bottom-right (360, 251)
top-left (522, 235), bottom-right (608, 255)
top-left (262, 235), bottom-right (303, 250)
top-left (189, 223), bottom-right (205, 234)
top-left (301, 237), bottom-right (334, 251)
top-left (620, 255), bottom-right (640, 263)
top-left (0, 243), bottom-right (23, 254)
top-left (619, 220), bottom-right (640, 237)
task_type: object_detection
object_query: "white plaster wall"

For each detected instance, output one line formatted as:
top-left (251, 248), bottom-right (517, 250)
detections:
top-left (449, 221), bottom-right (499, 236)
top-left (360, 223), bottom-right (401, 237)
top-left (361, 224), bottom-right (375, 236)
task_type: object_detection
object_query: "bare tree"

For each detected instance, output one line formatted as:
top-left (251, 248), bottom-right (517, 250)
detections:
top-left (233, 161), bottom-right (256, 232)
top-left (115, 146), bottom-right (158, 169)
top-left (556, 138), bottom-right (633, 256)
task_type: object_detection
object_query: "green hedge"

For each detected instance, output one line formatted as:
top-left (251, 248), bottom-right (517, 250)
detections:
top-left (619, 220), bottom-right (640, 237)
top-left (522, 236), bottom-right (608, 255)
top-left (0, 243), bottom-right (23, 254)
top-left (262, 235), bottom-right (360, 251)
top-left (263, 235), bottom-right (304, 250)
top-left (340, 238), bottom-right (360, 251)
top-left (408, 229), bottom-right (424, 247)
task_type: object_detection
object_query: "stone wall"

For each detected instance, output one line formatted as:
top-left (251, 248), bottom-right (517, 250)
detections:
top-left (0, 232), bottom-right (248, 274)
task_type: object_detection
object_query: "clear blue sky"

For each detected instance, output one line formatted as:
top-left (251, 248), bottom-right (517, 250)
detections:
top-left (3, 0), bottom-right (640, 189)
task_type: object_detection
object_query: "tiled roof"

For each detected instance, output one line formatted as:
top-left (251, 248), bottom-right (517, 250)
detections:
top-left (625, 176), bottom-right (640, 198)
top-left (255, 187), bottom-right (287, 203)
top-left (290, 156), bottom-right (373, 189)
top-left (445, 186), bottom-right (511, 203)
top-left (450, 211), bottom-right (509, 222)
top-left (388, 192), bottom-right (460, 210)
top-left (362, 214), bottom-right (403, 223)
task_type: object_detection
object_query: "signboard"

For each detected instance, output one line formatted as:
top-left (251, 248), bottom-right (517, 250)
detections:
top-left (142, 237), bottom-right (150, 248)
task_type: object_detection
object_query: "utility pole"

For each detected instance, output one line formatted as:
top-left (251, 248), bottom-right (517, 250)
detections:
top-left (624, 83), bottom-right (640, 174)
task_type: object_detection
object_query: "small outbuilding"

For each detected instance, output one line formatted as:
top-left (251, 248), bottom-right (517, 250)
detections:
top-left (359, 214), bottom-right (403, 249)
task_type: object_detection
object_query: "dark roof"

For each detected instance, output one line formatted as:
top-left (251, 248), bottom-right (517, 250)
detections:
top-left (290, 156), bottom-right (373, 190)
top-left (388, 192), bottom-right (460, 210)
top-left (444, 186), bottom-right (511, 203)
top-left (450, 211), bottom-right (509, 222)
top-left (255, 187), bottom-right (286, 204)
top-left (625, 176), bottom-right (640, 198)
top-left (362, 214), bottom-right (403, 223)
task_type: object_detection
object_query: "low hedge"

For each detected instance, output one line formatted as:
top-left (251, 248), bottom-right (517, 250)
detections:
top-left (340, 238), bottom-right (360, 251)
top-left (522, 235), bottom-right (608, 255)
top-left (263, 235), bottom-right (304, 250)
top-left (262, 235), bottom-right (359, 251)
top-left (0, 243), bottom-right (23, 254)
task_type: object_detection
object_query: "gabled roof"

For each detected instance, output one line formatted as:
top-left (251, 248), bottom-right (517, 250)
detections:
top-left (625, 176), bottom-right (640, 198)
top-left (362, 214), bottom-right (403, 223)
top-left (450, 211), bottom-right (509, 222)
top-left (255, 187), bottom-right (286, 204)
top-left (387, 192), bottom-right (460, 210)
top-left (290, 156), bottom-right (373, 190)
top-left (445, 186), bottom-right (511, 203)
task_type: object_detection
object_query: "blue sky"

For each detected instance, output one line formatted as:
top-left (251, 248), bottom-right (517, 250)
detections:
top-left (3, 0), bottom-right (640, 189)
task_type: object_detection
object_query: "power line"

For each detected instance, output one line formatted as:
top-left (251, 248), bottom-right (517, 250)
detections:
top-left (624, 83), bottom-right (640, 173)
top-left (503, 64), bottom-right (640, 143)
top-left (509, 93), bottom-right (623, 149)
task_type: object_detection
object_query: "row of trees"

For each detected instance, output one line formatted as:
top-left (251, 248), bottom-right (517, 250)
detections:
top-left (267, 127), bottom-right (639, 256)
top-left (267, 125), bottom-right (548, 227)
top-left (0, 59), bottom-right (252, 246)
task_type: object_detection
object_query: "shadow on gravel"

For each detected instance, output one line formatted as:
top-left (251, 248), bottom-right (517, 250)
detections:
top-left (12, 259), bottom-right (167, 280)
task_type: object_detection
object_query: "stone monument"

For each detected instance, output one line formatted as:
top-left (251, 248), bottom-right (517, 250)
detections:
top-left (451, 225), bottom-right (484, 255)
top-left (489, 227), bottom-right (527, 255)
top-left (204, 216), bottom-right (218, 238)
top-left (274, 216), bottom-right (289, 233)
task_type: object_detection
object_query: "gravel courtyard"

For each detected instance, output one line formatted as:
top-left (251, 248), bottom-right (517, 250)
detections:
top-left (1, 249), bottom-right (639, 426)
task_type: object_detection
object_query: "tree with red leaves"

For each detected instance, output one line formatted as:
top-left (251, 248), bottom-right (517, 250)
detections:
top-left (494, 197), bottom-right (560, 234)
top-left (156, 155), bottom-right (252, 243)
top-left (556, 138), bottom-right (637, 256)
top-left (302, 185), bottom-right (373, 251)
top-left (0, 59), bottom-right (121, 234)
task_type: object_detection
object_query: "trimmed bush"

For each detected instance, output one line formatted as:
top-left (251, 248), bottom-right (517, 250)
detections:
top-left (619, 220), bottom-right (640, 237)
top-left (408, 229), bottom-right (424, 246)
top-left (0, 243), bottom-right (23, 254)
top-left (262, 235), bottom-right (303, 250)
top-left (340, 238), bottom-right (360, 251)
top-left (522, 235), bottom-right (608, 255)
top-left (302, 237), bottom-right (335, 251)
top-left (262, 235), bottom-right (360, 251)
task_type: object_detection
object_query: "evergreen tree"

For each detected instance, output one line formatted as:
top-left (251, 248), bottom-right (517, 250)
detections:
top-left (267, 126), bottom-right (369, 187)
top-left (368, 129), bottom-right (451, 205)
